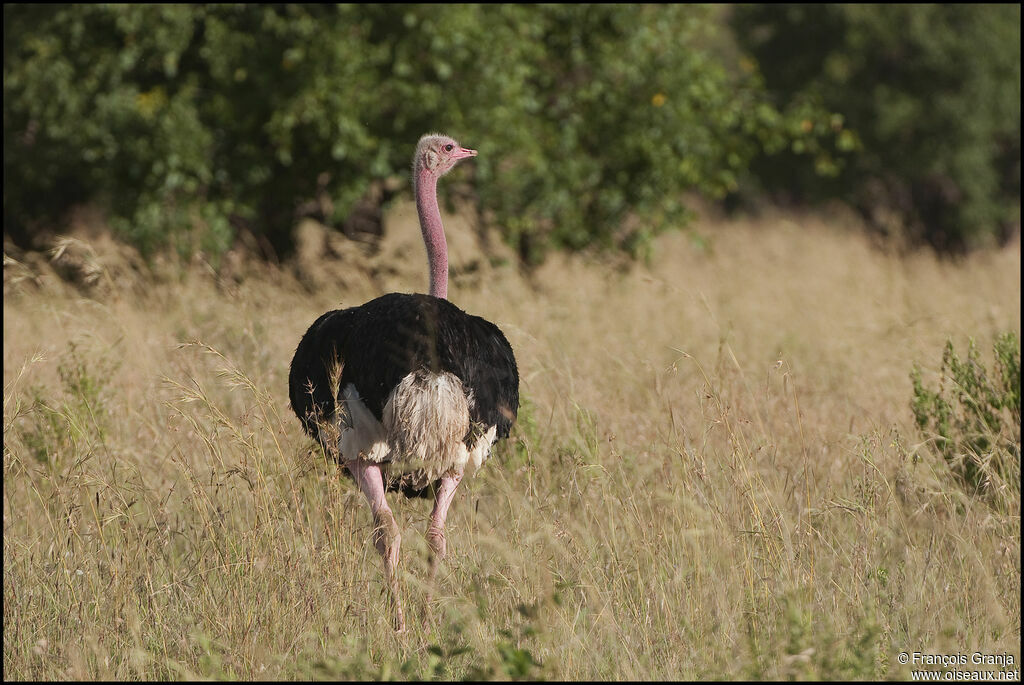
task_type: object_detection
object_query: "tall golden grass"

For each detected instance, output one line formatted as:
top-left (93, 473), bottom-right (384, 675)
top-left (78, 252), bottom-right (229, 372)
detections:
top-left (3, 205), bottom-right (1020, 679)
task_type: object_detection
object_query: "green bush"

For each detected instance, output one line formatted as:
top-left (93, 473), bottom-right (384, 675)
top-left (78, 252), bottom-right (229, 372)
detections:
top-left (732, 4), bottom-right (1021, 252)
top-left (911, 333), bottom-right (1021, 505)
top-left (4, 4), bottom-right (840, 263)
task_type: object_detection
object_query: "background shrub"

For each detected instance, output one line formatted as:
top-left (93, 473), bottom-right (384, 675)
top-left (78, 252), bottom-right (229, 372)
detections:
top-left (732, 4), bottom-right (1021, 252)
top-left (3, 4), bottom-right (843, 263)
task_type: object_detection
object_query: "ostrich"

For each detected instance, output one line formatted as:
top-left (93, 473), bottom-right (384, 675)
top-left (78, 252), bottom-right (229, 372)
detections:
top-left (288, 133), bottom-right (519, 631)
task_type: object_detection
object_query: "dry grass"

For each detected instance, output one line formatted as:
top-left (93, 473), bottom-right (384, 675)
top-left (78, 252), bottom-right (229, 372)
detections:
top-left (3, 204), bottom-right (1021, 679)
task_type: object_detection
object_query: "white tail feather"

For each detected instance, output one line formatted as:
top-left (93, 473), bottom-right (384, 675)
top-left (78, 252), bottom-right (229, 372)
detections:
top-left (338, 371), bottom-right (496, 489)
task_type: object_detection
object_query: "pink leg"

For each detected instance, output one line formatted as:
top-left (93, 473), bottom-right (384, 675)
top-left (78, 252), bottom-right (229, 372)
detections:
top-left (345, 458), bottom-right (405, 632)
top-left (425, 472), bottom-right (463, 604)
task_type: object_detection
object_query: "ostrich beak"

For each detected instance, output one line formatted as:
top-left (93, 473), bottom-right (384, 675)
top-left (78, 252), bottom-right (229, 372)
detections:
top-left (452, 146), bottom-right (477, 160)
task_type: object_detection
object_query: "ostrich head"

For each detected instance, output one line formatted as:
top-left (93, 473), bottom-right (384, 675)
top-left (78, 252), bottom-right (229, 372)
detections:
top-left (413, 132), bottom-right (476, 300)
top-left (414, 133), bottom-right (477, 178)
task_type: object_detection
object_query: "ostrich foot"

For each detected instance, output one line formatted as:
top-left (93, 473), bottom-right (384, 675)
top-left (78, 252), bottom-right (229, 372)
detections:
top-left (373, 510), bottom-right (405, 632)
top-left (424, 472), bottom-right (461, 610)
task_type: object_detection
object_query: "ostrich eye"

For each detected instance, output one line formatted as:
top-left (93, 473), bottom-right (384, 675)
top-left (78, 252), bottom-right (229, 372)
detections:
top-left (444, 144), bottom-right (454, 152)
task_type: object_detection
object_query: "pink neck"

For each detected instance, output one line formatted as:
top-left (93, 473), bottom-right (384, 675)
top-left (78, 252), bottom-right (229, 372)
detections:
top-left (414, 166), bottom-right (448, 299)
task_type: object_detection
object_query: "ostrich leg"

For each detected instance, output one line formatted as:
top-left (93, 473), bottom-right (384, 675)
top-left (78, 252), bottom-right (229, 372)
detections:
top-left (425, 472), bottom-right (463, 605)
top-left (345, 459), bottom-right (405, 632)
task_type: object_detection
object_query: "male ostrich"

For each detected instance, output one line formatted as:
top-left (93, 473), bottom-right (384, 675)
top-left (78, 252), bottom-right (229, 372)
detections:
top-left (289, 134), bottom-right (519, 631)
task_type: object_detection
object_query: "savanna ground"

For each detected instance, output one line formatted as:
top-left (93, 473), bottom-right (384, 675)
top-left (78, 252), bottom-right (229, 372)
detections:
top-left (3, 202), bottom-right (1021, 680)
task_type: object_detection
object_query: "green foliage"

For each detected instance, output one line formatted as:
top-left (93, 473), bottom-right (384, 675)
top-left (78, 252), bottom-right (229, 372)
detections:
top-left (496, 393), bottom-right (537, 470)
top-left (18, 343), bottom-right (115, 468)
top-left (743, 591), bottom-right (883, 680)
top-left (733, 4), bottom-right (1021, 252)
top-left (4, 4), bottom-right (840, 262)
top-left (296, 609), bottom-right (544, 681)
top-left (911, 333), bottom-right (1021, 504)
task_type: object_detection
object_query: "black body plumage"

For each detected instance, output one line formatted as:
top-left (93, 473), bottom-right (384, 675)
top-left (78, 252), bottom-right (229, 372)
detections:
top-left (289, 292), bottom-right (519, 496)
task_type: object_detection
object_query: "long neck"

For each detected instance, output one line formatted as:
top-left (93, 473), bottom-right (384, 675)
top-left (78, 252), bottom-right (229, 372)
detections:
top-left (414, 166), bottom-right (448, 299)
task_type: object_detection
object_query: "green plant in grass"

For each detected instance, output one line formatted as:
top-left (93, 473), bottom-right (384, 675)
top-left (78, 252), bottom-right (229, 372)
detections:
top-left (15, 343), bottom-right (116, 468)
top-left (911, 332), bottom-right (1021, 503)
top-left (20, 388), bottom-right (68, 466)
